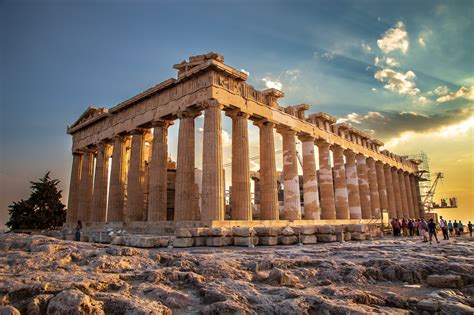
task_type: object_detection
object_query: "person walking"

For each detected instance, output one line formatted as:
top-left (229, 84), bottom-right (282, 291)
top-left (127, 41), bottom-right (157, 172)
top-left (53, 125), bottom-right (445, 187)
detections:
top-left (408, 219), bottom-right (414, 236)
top-left (428, 218), bottom-right (440, 244)
top-left (419, 219), bottom-right (428, 242)
top-left (75, 220), bottom-right (82, 241)
top-left (439, 216), bottom-right (449, 240)
top-left (401, 218), bottom-right (408, 237)
top-left (391, 218), bottom-right (397, 236)
top-left (448, 220), bottom-right (454, 237)
top-left (453, 220), bottom-right (459, 238)
top-left (468, 221), bottom-right (473, 237)
top-left (458, 221), bottom-right (464, 238)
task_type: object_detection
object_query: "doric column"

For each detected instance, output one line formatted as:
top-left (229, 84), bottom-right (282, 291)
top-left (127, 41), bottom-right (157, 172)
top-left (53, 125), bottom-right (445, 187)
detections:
top-left (367, 158), bottom-right (381, 219)
top-left (316, 139), bottom-right (336, 220)
top-left (108, 135), bottom-right (128, 222)
top-left (404, 173), bottom-right (415, 218)
top-left (148, 120), bottom-right (173, 221)
top-left (175, 110), bottom-right (200, 221)
top-left (332, 144), bottom-right (350, 219)
top-left (126, 129), bottom-right (147, 222)
top-left (411, 175), bottom-right (422, 218)
top-left (255, 120), bottom-right (278, 220)
top-left (391, 168), bottom-right (403, 219)
top-left (91, 142), bottom-right (110, 222)
top-left (227, 111), bottom-right (251, 221)
top-left (299, 135), bottom-right (320, 220)
top-left (77, 149), bottom-right (94, 222)
top-left (383, 164), bottom-right (397, 219)
top-left (278, 127), bottom-right (301, 220)
top-left (66, 151), bottom-right (83, 223)
top-left (375, 161), bottom-right (388, 214)
top-left (344, 150), bottom-right (361, 219)
top-left (398, 170), bottom-right (410, 219)
top-left (201, 100), bottom-right (225, 221)
top-left (356, 154), bottom-right (371, 219)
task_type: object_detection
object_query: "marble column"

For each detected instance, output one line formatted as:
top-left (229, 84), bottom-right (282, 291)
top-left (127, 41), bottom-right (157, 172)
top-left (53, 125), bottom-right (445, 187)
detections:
top-left (91, 142), bottom-right (110, 222)
top-left (175, 110), bottom-right (200, 221)
top-left (383, 164), bottom-right (397, 219)
top-left (77, 149), bottom-right (94, 222)
top-left (256, 120), bottom-right (279, 220)
top-left (404, 173), bottom-right (415, 218)
top-left (201, 100), bottom-right (225, 221)
top-left (344, 150), bottom-right (361, 219)
top-left (332, 145), bottom-right (350, 219)
top-left (227, 111), bottom-right (251, 221)
top-left (300, 135), bottom-right (320, 220)
top-left (398, 170), bottom-right (410, 219)
top-left (411, 175), bottom-right (422, 218)
top-left (316, 139), bottom-right (336, 220)
top-left (391, 168), bottom-right (403, 219)
top-left (375, 161), bottom-right (388, 214)
top-left (279, 127), bottom-right (301, 220)
top-left (108, 135), bottom-right (127, 222)
top-left (367, 158), bottom-right (381, 219)
top-left (66, 152), bottom-right (83, 223)
top-left (148, 120), bottom-right (173, 221)
top-left (356, 154), bottom-right (371, 219)
top-left (126, 129), bottom-right (147, 222)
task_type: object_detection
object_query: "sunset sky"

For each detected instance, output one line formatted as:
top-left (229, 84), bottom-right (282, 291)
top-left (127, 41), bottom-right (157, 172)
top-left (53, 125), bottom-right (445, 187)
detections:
top-left (1, 0), bottom-right (473, 227)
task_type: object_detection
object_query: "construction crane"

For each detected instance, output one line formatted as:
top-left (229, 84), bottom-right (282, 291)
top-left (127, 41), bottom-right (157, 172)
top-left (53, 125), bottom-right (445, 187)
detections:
top-left (422, 172), bottom-right (457, 212)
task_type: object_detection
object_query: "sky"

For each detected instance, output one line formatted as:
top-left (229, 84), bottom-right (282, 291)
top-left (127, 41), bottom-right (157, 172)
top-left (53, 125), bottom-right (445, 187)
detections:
top-left (1, 0), bottom-right (473, 227)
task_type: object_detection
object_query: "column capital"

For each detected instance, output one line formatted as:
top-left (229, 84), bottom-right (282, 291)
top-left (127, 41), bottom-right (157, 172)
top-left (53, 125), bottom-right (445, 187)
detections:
top-left (366, 157), bottom-right (375, 163)
top-left (177, 108), bottom-right (202, 120)
top-left (330, 143), bottom-right (344, 153)
top-left (200, 98), bottom-right (223, 110)
top-left (275, 125), bottom-right (296, 135)
top-left (253, 119), bottom-right (275, 129)
top-left (151, 119), bottom-right (174, 128)
top-left (344, 148), bottom-right (356, 158)
top-left (129, 128), bottom-right (148, 136)
top-left (355, 153), bottom-right (367, 163)
top-left (225, 109), bottom-right (250, 120)
top-left (297, 133), bottom-right (315, 142)
top-left (72, 149), bottom-right (84, 155)
top-left (315, 138), bottom-right (331, 148)
top-left (383, 163), bottom-right (392, 170)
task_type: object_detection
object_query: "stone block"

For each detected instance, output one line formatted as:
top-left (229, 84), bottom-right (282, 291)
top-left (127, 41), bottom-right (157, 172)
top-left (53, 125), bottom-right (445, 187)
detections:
top-left (233, 236), bottom-right (258, 246)
top-left (255, 226), bottom-right (282, 236)
top-left (125, 236), bottom-right (158, 248)
top-left (207, 228), bottom-right (231, 237)
top-left (175, 228), bottom-right (192, 238)
top-left (317, 225), bottom-right (335, 234)
top-left (335, 232), bottom-right (344, 242)
top-left (232, 227), bottom-right (256, 237)
top-left (206, 237), bottom-right (233, 247)
top-left (426, 275), bottom-right (463, 288)
top-left (259, 236), bottom-right (278, 246)
top-left (110, 236), bottom-right (124, 245)
top-left (173, 238), bottom-right (194, 248)
top-left (300, 235), bottom-right (317, 244)
top-left (334, 225), bottom-right (345, 233)
top-left (316, 234), bottom-right (337, 242)
top-left (80, 235), bottom-right (89, 242)
top-left (292, 225), bottom-right (316, 235)
top-left (351, 232), bottom-right (366, 241)
top-left (193, 237), bottom-right (207, 246)
top-left (417, 299), bottom-right (441, 312)
top-left (280, 235), bottom-right (298, 245)
top-left (188, 228), bottom-right (209, 237)
top-left (282, 226), bottom-right (294, 236)
top-left (156, 238), bottom-right (169, 247)
top-left (346, 224), bottom-right (366, 233)
top-left (344, 232), bottom-right (351, 241)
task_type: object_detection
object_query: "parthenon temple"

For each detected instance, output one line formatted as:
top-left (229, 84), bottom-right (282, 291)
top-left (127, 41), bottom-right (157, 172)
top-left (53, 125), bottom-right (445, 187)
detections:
top-left (66, 52), bottom-right (422, 230)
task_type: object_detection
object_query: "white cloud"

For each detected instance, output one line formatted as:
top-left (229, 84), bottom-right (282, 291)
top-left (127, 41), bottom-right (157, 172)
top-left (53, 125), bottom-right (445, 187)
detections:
top-left (385, 57), bottom-right (400, 67)
top-left (338, 111), bottom-right (387, 125)
top-left (436, 86), bottom-right (474, 103)
top-left (371, 88), bottom-right (377, 92)
top-left (240, 69), bottom-right (250, 76)
top-left (361, 41), bottom-right (372, 52)
top-left (377, 21), bottom-right (409, 54)
top-left (222, 130), bottom-right (232, 147)
top-left (262, 77), bottom-right (283, 90)
top-left (433, 85), bottom-right (449, 96)
top-left (417, 96), bottom-right (430, 105)
top-left (418, 37), bottom-right (426, 47)
top-left (374, 68), bottom-right (420, 96)
top-left (285, 69), bottom-right (300, 81)
top-left (313, 51), bottom-right (334, 60)
top-left (374, 56), bottom-right (400, 67)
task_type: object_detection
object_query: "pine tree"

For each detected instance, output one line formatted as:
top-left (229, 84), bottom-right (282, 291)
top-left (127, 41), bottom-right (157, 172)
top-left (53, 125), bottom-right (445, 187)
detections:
top-left (6, 172), bottom-right (66, 230)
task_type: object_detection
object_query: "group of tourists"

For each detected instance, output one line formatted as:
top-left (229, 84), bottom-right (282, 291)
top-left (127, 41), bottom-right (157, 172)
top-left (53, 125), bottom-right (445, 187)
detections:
top-left (390, 217), bottom-right (473, 244)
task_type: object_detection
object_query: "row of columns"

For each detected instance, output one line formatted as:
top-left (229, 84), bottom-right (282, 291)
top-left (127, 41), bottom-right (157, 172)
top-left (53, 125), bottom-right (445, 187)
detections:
top-left (67, 100), bottom-right (421, 223)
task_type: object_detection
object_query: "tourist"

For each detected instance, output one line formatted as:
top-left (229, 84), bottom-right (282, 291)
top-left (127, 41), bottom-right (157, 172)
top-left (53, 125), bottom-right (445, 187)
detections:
top-left (75, 220), bottom-right (82, 241)
top-left (415, 219), bottom-right (420, 236)
top-left (458, 221), bottom-right (464, 238)
top-left (453, 220), bottom-right (459, 238)
top-left (428, 218), bottom-right (440, 244)
top-left (468, 221), bottom-right (473, 237)
top-left (419, 219), bottom-right (428, 242)
top-left (391, 218), bottom-right (400, 236)
top-left (439, 216), bottom-right (449, 240)
top-left (448, 220), bottom-right (454, 237)
top-left (408, 219), bottom-right (414, 236)
top-left (401, 218), bottom-right (408, 236)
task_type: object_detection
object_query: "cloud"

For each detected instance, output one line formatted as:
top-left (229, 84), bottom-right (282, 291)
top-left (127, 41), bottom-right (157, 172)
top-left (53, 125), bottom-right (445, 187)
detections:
top-left (433, 85), bottom-right (449, 96)
top-left (240, 69), bottom-right (250, 76)
top-left (374, 68), bottom-right (420, 96)
top-left (385, 57), bottom-right (400, 67)
top-left (418, 37), bottom-right (426, 47)
top-left (361, 41), bottom-right (372, 52)
top-left (374, 56), bottom-right (400, 68)
top-left (338, 111), bottom-right (388, 125)
top-left (285, 69), bottom-right (300, 81)
top-left (436, 86), bottom-right (474, 103)
top-left (313, 51), bottom-right (334, 60)
top-left (417, 96), bottom-right (430, 105)
top-left (377, 21), bottom-right (409, 54)
top-left (262, 77), bottom-right (283, 90)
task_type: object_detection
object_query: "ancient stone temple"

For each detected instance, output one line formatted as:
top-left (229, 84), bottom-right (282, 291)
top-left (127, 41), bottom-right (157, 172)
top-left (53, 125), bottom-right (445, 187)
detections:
top-left (66, 52), bottom-right (422, 230)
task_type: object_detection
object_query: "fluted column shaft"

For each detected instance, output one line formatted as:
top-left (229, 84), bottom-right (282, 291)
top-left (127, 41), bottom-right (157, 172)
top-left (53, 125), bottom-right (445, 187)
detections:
top-left (66, 152), bottom-right (83, 223)
top-left (280, 128), bottom-right (301, 220)
top-left (383, 164), bottom-right (397, 219)
top-left (201, 100), bottom-right (225, 221)
top-left (398, 170), bottom-right (410, 219)
top-left (126, 130), bottom-right (147, 222)
top-left (375, 161), bottom-right (388, 213)
top-left (175, 110), bottom-right (199, 221)
top-left (148, 121), bottom-right (173, 221)
top-left (300, 137), bottom-right (320, 220)
top-left (77, 150), bottom-right (94, 222)
top-left (108, 135), bottom-right (127, 222)
top-left (228, 111), bottom-right (251, 220)
top-left (412, 176), bottom-right (422, 218)
top-left (356, 154), bottom-right (371, 219)
top-left (404, 173), bottom-right (415, 218)
top-left (316, 139), bottom-right (336, 220)
top-left (257, 121), bottom-right (279, 220)
top-left (391, 168), bottom-right (403, 218)
top-left (345, 150), bottom-right (361, 219)
top-left (332, 145), bottom-right (350, 219)
top-left (367, 158), bottom-right (381, 218)
top-left (91, 143), bottom-right (110, 222)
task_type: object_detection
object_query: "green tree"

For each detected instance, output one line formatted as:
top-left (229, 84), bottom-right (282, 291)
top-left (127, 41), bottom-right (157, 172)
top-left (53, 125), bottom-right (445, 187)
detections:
top-left (6, 172), bottom-right (66, 230)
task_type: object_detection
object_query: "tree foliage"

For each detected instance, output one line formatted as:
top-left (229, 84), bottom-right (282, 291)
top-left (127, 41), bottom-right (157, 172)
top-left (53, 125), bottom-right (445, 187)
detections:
top-left (6, 172), bottom-right (66, 229)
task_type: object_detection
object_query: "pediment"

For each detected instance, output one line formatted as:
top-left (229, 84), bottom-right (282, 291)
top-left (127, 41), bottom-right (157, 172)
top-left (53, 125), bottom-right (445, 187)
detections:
top-left (68, 106), bottom-right (108, 131)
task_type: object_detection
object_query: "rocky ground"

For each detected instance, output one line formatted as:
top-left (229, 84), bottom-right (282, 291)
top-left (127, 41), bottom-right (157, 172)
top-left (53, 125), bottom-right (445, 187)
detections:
top-left (0, 233), bottom-right (473, 314)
